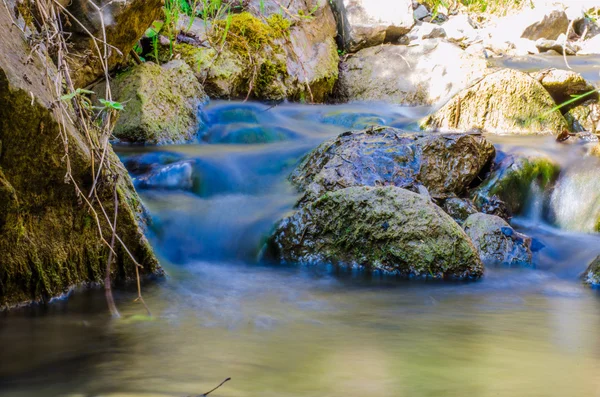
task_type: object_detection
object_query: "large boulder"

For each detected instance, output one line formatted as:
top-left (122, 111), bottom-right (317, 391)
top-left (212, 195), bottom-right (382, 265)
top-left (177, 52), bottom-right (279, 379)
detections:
top-left (422, 69), bottom-right (570, 135)
top-left (0, 5), bottom-right (161, 308)
top-left (330, 0), bottom-right (414, 52)
top-left (338, 41), bottom-right (489, 106)
top-left (266, 186), bottom-right (483, 279)
top-left (291, 128), bottom-right (495, 202)
top-left (532, 69), bottom-right (598, 111)
top-left (109, 60), bottom-right (208, 145)
top-left (171, 1), bottom-right (339, 102)
top-left (463, 213), bottom-right (532, 267)
top-left (472, 148), bottom-right (560, 216)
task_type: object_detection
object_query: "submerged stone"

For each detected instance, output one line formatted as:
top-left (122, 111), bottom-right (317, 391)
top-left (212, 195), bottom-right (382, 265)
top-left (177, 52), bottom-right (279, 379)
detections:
top-left (291, 127), bottom-right (495, 202)
top-left (422, 69), bottom-right (569, 135)
top-left (135, 161), bottom-right (196, 191)
top-left (203, 123), bottom-right (300, 144)
top-left (463, 213), bottom-right (533, 267)
top-left (267, 186), bottom-right (483, 279)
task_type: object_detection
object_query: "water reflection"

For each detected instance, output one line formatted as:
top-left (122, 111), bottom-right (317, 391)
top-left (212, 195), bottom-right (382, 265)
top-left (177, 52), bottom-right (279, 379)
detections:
top-left (1, 99), bottom-right (600, 397)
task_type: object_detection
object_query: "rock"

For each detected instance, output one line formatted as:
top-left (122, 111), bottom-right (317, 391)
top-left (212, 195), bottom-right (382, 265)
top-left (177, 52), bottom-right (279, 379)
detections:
top-left (0, 7), bottom-right (160, 308)
top-left (266, 186), bottom-right (483, 279)
top-left (291, 127), bottom-right (495, 202)
top-left (442, 14), bottom-right (478, 44)
top-left (422, 69), bottom-right (570, 135)
top-left (330, 0), bottom-right (415, 52)
top-left (532, 68), bottom-right (598, 111)
top-left (65, 0), bottom-right (163, 88)
top-left (109, 60), bottom-right (208, 145)
top-left (339, 42), bottom-right (488, 106)
top-left (413, 4), bottom-right (429, 20)
top-left (135, 161), bottom-right (195, 191)
top-left (565, 102), bottom-right (600, 133)
top-left (536, 36), bottom-right (577, 55)
top-left (172, 4), bottom-right (339, 102)
top-left (442, 198), bottom-right (479, 226)
top-left (463, 213), bottom-right (532, 267)
top-left (472, 148), bottom-right (560, 216)
top-left (521, 9), bottom-right (569, 41)
top-left (407, 22), bottom-right (446, 41)
top-left (584, 255), bottom-right (600, 286)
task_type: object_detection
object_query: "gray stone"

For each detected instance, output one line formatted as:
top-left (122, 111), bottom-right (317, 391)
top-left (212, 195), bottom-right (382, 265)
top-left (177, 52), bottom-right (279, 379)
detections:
top-left (413, 4), bottom-right (429, 20)
top-left (291, 127), bottom-right (495, 203)
top-left (463, 213), bottom-right (533, 267)
top-left (442, 198), bottom-right (479, 226)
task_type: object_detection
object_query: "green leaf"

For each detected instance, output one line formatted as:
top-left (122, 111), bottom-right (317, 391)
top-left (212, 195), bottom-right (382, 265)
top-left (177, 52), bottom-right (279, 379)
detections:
top-left (99, 99), bottom-right (125, 111)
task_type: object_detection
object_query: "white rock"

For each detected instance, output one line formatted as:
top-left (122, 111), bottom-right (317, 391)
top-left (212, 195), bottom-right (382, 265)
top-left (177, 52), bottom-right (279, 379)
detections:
top-left (332, 0), bottom-right (415, 52)
top-left (407, 21), bottom-right (446, 41)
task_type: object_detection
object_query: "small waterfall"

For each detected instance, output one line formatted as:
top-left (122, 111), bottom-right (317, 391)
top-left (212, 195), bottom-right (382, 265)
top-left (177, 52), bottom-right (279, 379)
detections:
top-left (550, 159), bottom-right (600, 233)
top-left (522, 180), bottom-right (544, 223)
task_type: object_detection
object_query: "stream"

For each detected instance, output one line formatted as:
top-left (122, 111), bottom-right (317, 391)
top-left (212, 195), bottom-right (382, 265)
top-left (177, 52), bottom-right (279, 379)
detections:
top-left (2, 74), bottom-right (600, 396)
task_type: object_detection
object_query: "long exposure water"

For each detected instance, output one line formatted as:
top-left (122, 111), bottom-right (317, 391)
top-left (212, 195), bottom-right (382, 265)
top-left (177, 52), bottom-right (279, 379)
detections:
top-left (2, 98), bottom-right (600, 396)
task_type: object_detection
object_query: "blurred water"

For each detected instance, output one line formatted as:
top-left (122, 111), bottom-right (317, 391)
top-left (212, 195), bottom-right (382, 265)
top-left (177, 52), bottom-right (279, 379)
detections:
top-left (1, 100), bottom-right (600, 397)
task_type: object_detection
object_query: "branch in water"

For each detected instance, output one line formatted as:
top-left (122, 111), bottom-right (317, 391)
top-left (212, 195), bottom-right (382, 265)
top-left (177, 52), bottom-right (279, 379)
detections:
top-left (190, 377), bottom-right (231, 397)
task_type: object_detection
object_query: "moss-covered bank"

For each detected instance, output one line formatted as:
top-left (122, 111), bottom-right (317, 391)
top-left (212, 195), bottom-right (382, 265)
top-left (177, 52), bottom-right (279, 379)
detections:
top-left (0, 4), bottom-right (161, 309)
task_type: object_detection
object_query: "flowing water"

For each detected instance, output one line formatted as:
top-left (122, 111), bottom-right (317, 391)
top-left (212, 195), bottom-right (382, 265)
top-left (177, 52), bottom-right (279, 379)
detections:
top-left (2, 97), bottom-right (600, 396)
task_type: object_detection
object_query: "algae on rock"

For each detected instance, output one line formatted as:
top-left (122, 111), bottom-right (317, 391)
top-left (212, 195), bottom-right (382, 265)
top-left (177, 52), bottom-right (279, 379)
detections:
top-left (267, 186), bottom-right (483, 279)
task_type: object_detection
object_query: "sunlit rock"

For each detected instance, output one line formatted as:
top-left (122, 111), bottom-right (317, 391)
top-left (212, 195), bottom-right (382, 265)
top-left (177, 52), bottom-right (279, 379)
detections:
top-left (291, 127), bottom-right (495, 203)
top-left (339, 41), bottom-right (488, 106)
top-left (267, 186), bottom-right (483, 279)
top-left (565, 102), bottom-right (599, 134)
top-left (330, 0), bottom-right (414, 52)
top-left (463, 213), bottom-right (533, 267)
top-left (422, 69), bottom-right (569, 135)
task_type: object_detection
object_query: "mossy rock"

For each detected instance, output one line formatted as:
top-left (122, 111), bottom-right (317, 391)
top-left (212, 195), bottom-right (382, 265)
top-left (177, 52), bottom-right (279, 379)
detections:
top-left (471, 149), bottom-right (560, 216)
top-left (291, 127), bottom-right (495, 203)
top-left (110, 60), bottom-right (207, 145)
top-left (266, 186), bottom-right (483, 279)
top-left (0, 9), bottom-right (161, 309)
top-left (463, 213), bottom-right (532, 267)
top-left (169, 7), bottom-right (339, 102)
top-left (442, 198), bottom-right (478, 226)
top-left (584, 255), bottom-right (600, 287)
top-left (422, 69), bottom-right (569, 135)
